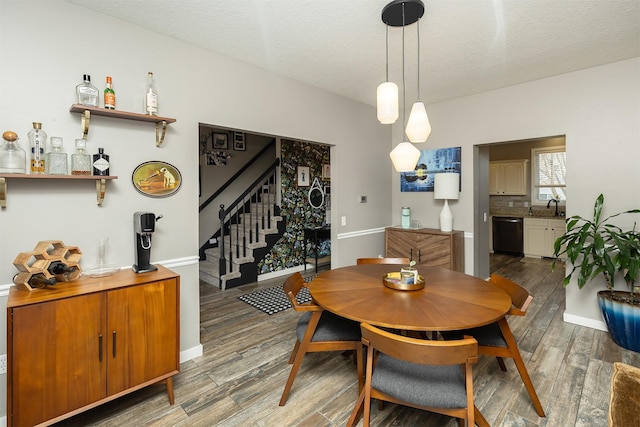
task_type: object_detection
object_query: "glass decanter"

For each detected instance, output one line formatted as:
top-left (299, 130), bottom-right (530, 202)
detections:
top-left (0, 131), bottom-right (27, 173)
top-left (46, 137), bottom-right (68, 175)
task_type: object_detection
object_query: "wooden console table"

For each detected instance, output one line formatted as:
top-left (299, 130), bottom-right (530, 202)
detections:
top-left (6, 265), bottom-right (180, 426)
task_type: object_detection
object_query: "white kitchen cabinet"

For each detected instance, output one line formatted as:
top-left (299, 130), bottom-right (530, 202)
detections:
top-left (489, 160), bottom-right (528, 195)
top-left (524, 217), bottom-right (566, 258)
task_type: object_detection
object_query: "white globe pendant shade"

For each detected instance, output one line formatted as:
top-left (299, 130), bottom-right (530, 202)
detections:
top-left (377, 81), bottom-right (399, 124)
top-left (405, 102), bottom-right (431, 142)
top-left (389, 142), bottom-right (420, 172)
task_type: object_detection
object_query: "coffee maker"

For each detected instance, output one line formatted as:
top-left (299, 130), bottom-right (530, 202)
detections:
top-left (132, 211), bottom-right (162, 273)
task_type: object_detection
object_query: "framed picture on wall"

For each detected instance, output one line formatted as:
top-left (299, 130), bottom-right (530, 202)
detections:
top-left (297, 166), bottom-right (310, 187)
top-left (212, 133), bottom-right (228, 150)
top-left (322, 163), bottom-right (330, 180)
top-left (234, 132), bottom-right (246, 151)
top-left (132, 161), bottom-right (182, 198)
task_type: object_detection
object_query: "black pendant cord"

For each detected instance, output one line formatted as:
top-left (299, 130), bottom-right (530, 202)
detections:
top-left (385, 25), bottom-right (390, 82)
top-left (416, 18), bottom-right (421, 102)
top-left (401, 2), bottom-right (406, 135)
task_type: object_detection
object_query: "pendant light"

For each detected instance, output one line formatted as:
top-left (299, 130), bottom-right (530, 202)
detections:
top-left (405, 16), bottom-right (432, 142)
top-left (384, 0), bottom-right (423, 172)
top-left (377, 26), bottom-right (399, 124)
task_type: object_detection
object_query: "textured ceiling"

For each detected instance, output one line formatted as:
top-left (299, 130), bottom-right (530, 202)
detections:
top-left (68, 0), bottom-right (640, 106)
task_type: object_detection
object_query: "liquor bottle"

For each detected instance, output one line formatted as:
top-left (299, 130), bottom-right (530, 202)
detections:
top-left (0, 130), bottom-right (27, 173)
top-left (71, 138), bottom-right (92, 175)
top-left (47, 137), bottom-right (68, 175)
top-left (92, 147), bottom-right (110, 176)
top-left (47, 261), bottom-right (79, 281)
top-left (104, 76), bottom-right (116, 109)
top-left (28, 122), bottom-right (47, 174)
top-left (144, 71), bottom-right (158, 115)
top-left (76, 74), bottom-right (99, 107)
top-left (28, 273), bottom-right (57, 288)
top-left (47, 261), bottom-right (75, 275)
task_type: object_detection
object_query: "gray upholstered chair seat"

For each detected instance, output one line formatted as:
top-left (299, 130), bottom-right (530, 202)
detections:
top-left (442, 322), bottom-right (507, 347)
top-left (371, 353), bottom-right (467, 409)
top-left (297, 311), bottom-right (361, 342)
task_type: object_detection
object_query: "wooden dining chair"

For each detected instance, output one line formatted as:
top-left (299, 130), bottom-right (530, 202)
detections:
top-left (346, 322), bottom-right (488, 427)
top-left (356, 257), bottom-right (410, 265)
top-left (442, 273), bottom-right (545, 417)
top-left (279, 272), bottom-right (363, 406)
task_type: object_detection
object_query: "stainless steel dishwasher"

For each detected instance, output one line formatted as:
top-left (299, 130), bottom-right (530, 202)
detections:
top-left (492, 216), bottom-right (524, 256)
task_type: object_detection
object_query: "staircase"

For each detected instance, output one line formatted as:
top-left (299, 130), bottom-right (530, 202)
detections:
top-left (199, 202), bottom-right (284, 289)
top-left (199, 159), bottom-right (284, 289)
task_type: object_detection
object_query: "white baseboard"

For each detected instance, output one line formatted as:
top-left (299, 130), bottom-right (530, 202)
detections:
top-left (180, 344), bottom-right (203, 363)
top-left (563, 311), bottom-right (608, 332)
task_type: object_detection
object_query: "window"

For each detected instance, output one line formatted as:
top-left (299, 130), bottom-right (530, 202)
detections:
top-left (531, 146), bottom-right (566, 205)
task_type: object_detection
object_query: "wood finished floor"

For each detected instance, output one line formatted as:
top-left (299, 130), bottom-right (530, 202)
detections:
top-left (56, 255), bottom-right (640, 427)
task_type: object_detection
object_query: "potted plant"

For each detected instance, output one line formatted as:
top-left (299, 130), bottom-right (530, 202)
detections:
top-left (552, 193), bottom-right (640, 352)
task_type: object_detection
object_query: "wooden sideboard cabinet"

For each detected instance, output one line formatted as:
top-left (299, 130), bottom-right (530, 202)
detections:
top-left (385, 227), bottom-right (465, 272)
top-left (6, 265), bottom-right (180, 427)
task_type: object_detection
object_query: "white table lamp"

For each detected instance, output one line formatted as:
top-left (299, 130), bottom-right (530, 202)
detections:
top-left (434, 173), bottom-right (460, 232)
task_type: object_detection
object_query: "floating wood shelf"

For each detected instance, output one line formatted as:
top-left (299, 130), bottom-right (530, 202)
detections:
top-left (69, 104), bottom-right (176, 146)
top-left (0, 174), bottom-right (118, 208)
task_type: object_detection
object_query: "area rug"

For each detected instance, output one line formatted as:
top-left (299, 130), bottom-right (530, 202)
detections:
top-left (238, 277), bottom-right (313, 315)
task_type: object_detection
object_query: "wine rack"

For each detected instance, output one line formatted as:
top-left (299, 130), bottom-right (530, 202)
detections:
top-left (12, 240), bottom-right (82, 291)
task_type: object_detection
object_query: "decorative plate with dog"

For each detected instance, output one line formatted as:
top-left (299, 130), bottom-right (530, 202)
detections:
top-left (132, 161), bottom-right (182, 198)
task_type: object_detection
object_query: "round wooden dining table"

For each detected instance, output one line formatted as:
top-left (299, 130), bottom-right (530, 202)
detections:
top-left (307, 264), bottom-right (512, 331)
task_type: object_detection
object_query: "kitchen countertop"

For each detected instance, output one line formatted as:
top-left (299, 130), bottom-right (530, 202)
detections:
top-left (491, 209), bottom-right (566, 219)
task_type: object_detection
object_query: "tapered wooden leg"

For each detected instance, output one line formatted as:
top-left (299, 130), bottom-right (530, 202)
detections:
top-left (165, 377), bottom-right (175, 405)
top-left (498, 318), bottom-right (546, 417)
top-left (279, 312), bottom-right (322, 406)
top-left (474, 406), bottom-right (490, 427)
top-left (288, 340), bottom-right (301, 364)
top-left (496, 356), bottom-right (507, 371)
top-left (346, 388), bottom-right (365, 427)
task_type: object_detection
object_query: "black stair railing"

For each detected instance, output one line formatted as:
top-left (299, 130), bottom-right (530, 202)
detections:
top-left (200, 138), bottom-right (276, 213)
top-left (218, 158), bottom-right (280, 285)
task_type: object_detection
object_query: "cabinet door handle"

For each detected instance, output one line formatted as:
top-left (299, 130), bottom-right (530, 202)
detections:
top-left (98, 334), bottom-right (103, 362)
top-left (410, 248), bottom-right (413, 261)
top-left (112, 331), bottom-right (117, 358)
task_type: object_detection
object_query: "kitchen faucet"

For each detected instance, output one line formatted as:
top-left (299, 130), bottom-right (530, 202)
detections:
top-left (547, 198), bottom-right (560, 216)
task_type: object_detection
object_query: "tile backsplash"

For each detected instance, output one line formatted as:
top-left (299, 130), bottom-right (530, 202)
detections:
top-left (490, 195), bottom-right (562, 217)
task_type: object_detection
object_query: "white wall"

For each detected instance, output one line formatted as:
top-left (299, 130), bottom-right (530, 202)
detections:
top-left (0, 1), bottom-right (392, 419)
top-left (393, 57), bottom-right (640, 329)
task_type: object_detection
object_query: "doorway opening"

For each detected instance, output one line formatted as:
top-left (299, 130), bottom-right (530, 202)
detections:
top-left (474, 135), bottom-right (566, 277)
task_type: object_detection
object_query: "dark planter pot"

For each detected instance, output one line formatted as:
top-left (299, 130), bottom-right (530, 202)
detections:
top-left (597, 290), bottom-right (640, 353)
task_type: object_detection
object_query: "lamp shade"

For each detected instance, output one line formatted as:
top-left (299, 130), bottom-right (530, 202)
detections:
top-left (405, 101), bottom-right (432, 142)
top-left (377, 82), bottom-right (399, 124)
top-left (434, 173), bottom-right (460, 200)
top-left (389, 142), bottom-right (420, 172)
